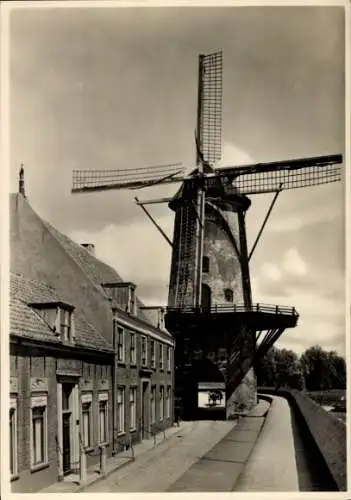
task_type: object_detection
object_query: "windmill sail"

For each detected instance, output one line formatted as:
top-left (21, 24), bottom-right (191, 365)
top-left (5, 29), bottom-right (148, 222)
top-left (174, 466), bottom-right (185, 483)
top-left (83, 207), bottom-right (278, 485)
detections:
top-left (216, 154), bottom-right (342, 195)
top-left (197, 51), bottom-right (223, 167)
top-left (72, 163), bottom-right (185, 193)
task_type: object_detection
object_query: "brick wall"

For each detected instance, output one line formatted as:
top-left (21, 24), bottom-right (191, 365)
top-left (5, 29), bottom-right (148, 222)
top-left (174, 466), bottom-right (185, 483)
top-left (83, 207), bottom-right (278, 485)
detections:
top-left (10, 345), bottom-right (113, 493)
top-left (114, 326), bottom-right (174, 449)
top-left (11, 349), bottom-right (58, 493)
top-left (80, 361), bottom-right (113, 470)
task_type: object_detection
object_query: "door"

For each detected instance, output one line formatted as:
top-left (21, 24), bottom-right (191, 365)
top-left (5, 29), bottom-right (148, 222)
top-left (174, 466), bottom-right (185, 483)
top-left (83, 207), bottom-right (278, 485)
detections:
top-left (62, 413), bottom-right (71, 474)
top-left (141, 382), bottom-right (148, 439)
top-left (201, 283), bottom-right (211, 309)
top-left (61, 383), bottom-right (73, 475)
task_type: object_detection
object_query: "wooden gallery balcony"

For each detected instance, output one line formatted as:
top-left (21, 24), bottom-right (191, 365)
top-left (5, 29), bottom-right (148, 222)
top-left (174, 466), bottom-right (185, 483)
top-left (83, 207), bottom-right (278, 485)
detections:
top-left (165, 303), bottom-right (299, 338)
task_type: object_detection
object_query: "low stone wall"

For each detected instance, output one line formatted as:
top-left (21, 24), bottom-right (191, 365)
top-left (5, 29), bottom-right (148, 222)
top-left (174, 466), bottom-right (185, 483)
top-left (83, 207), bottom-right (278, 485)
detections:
top-left (227, 368), bottom-right (257, 419)
top-left (258, 388), bottom-right (346, 491)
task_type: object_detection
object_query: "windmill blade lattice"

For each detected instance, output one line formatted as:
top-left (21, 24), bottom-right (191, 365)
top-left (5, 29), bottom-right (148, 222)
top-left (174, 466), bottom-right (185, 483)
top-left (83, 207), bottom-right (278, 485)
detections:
top-left (72, 163), bottom-right (186, 193)
top-left (197, 52), bottom-right (223, 167)
top-left (215, 154), bottom-right (342, 195)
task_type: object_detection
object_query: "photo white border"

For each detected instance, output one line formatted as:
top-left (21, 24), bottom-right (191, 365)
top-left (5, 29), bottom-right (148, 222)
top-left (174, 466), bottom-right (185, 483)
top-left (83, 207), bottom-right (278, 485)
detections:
top-left (1, 1), bottom-right (350, 499)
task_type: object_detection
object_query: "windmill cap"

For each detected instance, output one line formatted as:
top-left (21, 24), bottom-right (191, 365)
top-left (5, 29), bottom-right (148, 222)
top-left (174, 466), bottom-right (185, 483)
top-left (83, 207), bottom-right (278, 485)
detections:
top-left (168, 175), bottom-right (251, 212)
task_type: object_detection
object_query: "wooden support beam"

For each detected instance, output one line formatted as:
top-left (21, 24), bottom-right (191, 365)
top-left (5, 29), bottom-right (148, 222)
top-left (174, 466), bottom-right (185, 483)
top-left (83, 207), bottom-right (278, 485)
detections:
top-left (134, 197), bottom-right (173, 247)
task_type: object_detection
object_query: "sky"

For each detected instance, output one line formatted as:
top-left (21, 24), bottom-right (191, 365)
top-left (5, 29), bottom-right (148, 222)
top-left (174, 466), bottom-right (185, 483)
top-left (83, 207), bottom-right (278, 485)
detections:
top-left (8, 5), bottom-right (346, 356)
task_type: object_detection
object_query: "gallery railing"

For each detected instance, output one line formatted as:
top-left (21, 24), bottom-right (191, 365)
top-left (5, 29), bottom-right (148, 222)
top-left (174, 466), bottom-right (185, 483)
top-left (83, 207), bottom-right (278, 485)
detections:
top-left (166, 302), bottom-right (298, 316)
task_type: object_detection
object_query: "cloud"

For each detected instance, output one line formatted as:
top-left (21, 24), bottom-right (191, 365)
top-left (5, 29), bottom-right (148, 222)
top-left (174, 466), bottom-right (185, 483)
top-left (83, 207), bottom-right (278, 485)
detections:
top-left (253, 246), bottom-right (345, 355)
top-left (260, 262), bottom-right (282, 282)
top-left (282, 248), bottom-right (308, 277)
top-left (68, 215), bottom-right (174, 305)
top-left (218, 142), bottom-right (254, 167)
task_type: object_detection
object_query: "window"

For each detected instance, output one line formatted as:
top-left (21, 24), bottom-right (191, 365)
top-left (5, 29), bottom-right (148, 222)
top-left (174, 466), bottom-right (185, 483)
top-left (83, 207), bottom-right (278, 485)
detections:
top-left (130, 387), bottom-right (137, 430)
top-left (81, 393), bottom-right (92, 449)
top-left (159, 344), bottom-right (164, 370)
top-left (151, 340), bottom-right (156, 368)
top-left (159, 386), bottom-right (164, 421)
top-left (158, 309), bottom-right (165, 330)
top-left (141, 336), bottom-right (147, 366)
top-left (99, 392), bottom-right (109, 444)
top-left (130, 333), bottom-right (136, 365)
top-left (166, 386), bottom-right (172, 418)
top-left (202, 256), bottom-right (210, 273)
top-left (117, 327), bottom-right (125, 363)
top-left (59, 308), bottom-right (73, 342)
top-left (117, 387), bottom-right (125, 434)
top-left (10, 398), bottom-right (17, 477)
top-left (130, 286), bottom-right (136, 315)
top-left (166, 346), bottom-right (171, 371)
top-left (151, 386), bottom-right (156, 423)
top-left (224, 288), bottom-right (233, 302)
top-left (31, 395), bottom-right (48, 468)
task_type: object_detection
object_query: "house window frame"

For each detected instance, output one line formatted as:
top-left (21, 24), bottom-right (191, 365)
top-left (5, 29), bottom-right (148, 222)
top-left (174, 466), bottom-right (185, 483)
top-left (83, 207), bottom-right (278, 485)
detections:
top-left (141, 336), bottom-right (148, 367)
top-left (130, 332), bottom-right (136, 365)
top-left (117, 327), bottom-right (125, 363)
top-left (151, 340), bottom-right (156, 369)
top-left (151, 385), bottom-right (156, 423)
top-left (159, 386), bottom-right (164, 421)
top-left (159, 343), bottom-right (164, 371)
top-left (9, 397), bottom-right (18, 478)
top-left (129, 387), bottom-right (137, 430)
top-left (58, 307), bottom-right (75, 343)
top-left (30, 394), bottom-right (48, 470)
top-left (166, 346), bottom-right (171, 372)
top-left (81, 393), bottom-right (93, 450)
top-left (117, 387), bottom-right (125, 435)
top-left (98, 392), bottom-right (109, 445)
top-left (129, 286), bottom-right (136, 315)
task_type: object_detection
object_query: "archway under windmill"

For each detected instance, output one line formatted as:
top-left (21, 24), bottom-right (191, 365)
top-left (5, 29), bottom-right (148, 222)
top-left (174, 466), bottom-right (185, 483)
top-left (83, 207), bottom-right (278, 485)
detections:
top-left (182, 357), bottom-right (226, 420)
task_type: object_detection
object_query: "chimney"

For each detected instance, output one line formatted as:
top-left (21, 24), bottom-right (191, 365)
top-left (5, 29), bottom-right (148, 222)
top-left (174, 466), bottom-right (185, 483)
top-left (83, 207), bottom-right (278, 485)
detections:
top-left (81, 243), bottom-right (95, 256)
top-left (19, 164), bottom-right (26, 198)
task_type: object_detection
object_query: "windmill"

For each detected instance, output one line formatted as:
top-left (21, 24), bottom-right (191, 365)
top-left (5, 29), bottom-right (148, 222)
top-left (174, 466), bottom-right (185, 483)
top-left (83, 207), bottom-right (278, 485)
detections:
top-left (72, 51), bottom-right (343, 419)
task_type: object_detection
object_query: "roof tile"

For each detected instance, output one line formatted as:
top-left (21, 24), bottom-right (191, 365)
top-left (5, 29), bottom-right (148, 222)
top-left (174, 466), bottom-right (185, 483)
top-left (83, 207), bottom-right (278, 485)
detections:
top-left (10, 273), bottom-right (113, 353)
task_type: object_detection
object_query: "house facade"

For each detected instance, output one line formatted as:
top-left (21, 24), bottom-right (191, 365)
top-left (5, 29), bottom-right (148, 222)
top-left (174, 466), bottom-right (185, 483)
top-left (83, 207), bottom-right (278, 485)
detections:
top-left (10, 190), bottom-right (175, 492)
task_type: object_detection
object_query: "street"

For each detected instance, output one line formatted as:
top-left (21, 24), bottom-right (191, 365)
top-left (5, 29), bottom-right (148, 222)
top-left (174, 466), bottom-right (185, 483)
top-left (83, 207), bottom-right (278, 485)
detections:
top-left (84, 420), bottom-right (235, 492)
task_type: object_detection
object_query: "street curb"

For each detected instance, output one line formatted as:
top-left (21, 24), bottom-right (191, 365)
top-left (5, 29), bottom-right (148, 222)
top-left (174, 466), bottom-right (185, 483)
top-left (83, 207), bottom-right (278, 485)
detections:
top-left (230, 398), bottom-right (272, 491)
top-left (77, 424), bottom-right (189, 492)
top-left (76, 456), bottom-right (135, 492)
top-left (168, 399), bottom-right (271, 492)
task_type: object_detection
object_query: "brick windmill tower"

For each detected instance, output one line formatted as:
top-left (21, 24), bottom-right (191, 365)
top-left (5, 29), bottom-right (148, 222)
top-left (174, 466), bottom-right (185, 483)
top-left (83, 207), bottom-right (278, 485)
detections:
top-left (72, 52), bottom-right (342, 420)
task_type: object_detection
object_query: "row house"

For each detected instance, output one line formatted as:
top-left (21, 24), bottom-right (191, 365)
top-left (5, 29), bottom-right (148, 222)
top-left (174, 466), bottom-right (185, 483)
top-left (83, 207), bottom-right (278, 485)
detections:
top-left (9, 185), bottom-right (175, 492)
top-left (10, 273), bottom-right (114, 492)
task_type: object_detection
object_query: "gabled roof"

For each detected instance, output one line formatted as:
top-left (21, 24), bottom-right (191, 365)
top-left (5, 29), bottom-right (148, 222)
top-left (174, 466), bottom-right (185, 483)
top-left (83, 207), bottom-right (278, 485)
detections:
top-left (10, 273), bottom-right (113, 353)
top-left (10, 193), bottom-right (172, 341)
top-left (43, 219), bottom-right (156, 324)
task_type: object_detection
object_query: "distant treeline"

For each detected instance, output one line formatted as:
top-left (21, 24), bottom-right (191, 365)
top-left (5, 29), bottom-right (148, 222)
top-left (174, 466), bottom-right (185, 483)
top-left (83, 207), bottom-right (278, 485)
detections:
top-left (257, 345), bottom-right (346, 392)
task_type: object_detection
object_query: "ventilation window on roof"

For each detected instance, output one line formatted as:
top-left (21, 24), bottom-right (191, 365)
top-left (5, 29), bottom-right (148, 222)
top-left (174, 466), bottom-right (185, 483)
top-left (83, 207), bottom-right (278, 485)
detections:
top-left (129, 286), bottom-right (136, 315)
top-left (56, 307), bottom-right (75, 344)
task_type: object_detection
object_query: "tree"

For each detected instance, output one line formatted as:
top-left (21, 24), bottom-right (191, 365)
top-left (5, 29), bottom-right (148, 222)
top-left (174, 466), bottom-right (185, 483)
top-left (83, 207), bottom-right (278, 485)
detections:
top-left (275, 348), bottom-right (303, 390)
top-left (327, 350), bottom-right (346, 389)
top-left (299, 345), bottom-right (346, 391)
top-left (257, 347), bottom-right (303, 390)
top-left (258, 344), bottom-right (345, 392)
